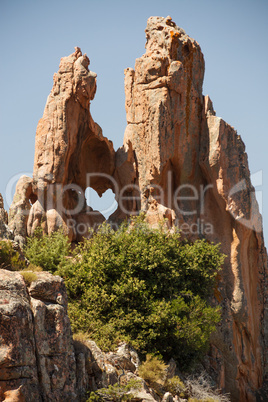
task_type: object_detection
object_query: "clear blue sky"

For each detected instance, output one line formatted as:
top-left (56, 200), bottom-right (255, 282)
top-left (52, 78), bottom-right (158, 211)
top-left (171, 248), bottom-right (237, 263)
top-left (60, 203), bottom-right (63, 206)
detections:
top-left (0, 0), bottom-right (267, 241)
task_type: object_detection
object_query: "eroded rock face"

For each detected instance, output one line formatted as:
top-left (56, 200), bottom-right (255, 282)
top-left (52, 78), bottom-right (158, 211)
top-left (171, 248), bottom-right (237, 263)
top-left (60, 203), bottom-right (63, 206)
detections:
top-left (33, 47), bottom-right (114, 192)
top-left (199, 98), bottom-right (267, 400)
top-left (0, 270), bottom-right (40, 401)
top-left (0, 269), bottom-right (77, 401)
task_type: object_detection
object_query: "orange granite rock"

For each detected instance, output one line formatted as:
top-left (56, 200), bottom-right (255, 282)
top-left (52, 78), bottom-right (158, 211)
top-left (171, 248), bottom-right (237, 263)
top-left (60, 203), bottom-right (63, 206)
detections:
top-left (200, 97), bottom-right (267, 400)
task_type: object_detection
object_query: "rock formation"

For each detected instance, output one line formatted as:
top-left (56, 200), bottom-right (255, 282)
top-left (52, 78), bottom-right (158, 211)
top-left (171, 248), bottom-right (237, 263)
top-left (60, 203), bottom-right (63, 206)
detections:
top-left (200, 98), bottom-right (267, 401)
top-left (9, 47), bottom-right (114, 243)
top-left (4, 16), bottom-right (268, 401)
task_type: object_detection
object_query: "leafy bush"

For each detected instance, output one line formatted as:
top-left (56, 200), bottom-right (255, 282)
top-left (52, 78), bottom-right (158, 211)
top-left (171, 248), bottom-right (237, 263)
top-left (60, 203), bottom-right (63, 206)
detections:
top-left (138, 356), bottom-right (187, 398)
top-left (24, 227), bottom-right (71, 273)
top-left (57, 218), bottom-right (224, 368)
top-left (0, 239), bottom-right (26, 271)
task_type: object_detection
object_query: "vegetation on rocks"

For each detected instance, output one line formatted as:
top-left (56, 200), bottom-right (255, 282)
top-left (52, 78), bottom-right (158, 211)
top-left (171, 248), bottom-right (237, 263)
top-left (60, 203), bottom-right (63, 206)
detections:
top-left (87, 379), bottom-right (142, 401)
top-left (25, 216), bottom-right (225, 371)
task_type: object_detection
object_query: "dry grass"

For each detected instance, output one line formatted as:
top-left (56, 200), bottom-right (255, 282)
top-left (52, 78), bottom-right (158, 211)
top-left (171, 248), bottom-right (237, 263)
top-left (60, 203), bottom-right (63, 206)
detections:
top-left (20, 271), bottom-right (38, 286)
top-left (186, 371), bottom-right (230, 402)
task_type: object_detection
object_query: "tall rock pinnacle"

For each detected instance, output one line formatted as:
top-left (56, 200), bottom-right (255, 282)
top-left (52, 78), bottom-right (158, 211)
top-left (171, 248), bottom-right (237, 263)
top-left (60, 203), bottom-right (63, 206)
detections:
top-left (122, 16), bottom-right (204, 203)
top-left (9, 47), bottom-right (115, 242)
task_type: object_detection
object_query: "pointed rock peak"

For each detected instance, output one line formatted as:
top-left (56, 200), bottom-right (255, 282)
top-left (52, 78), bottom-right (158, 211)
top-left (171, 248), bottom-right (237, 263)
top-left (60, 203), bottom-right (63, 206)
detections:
top-left (144, 15), bottom-right (201, 61)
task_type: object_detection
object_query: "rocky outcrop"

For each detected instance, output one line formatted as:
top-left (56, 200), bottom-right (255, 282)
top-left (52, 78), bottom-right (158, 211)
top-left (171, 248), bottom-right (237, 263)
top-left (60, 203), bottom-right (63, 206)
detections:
top-left (33, 47), bottom-right (115, 193)
top-left (6, 16), bottom-right (268, 401)
top-left (0, 269), bottom-right (77, 401)
top-left (200, 98), bottom-right (267, 401)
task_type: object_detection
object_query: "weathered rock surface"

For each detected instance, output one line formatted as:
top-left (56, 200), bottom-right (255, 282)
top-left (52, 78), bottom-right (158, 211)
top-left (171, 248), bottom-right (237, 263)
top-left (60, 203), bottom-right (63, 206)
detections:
top-left (0, 269), bottom-right (77, 401)
top-left (71, 339), bottom-right (179, 402)
top-left (5, 15), bottom-right (268, 401)
top-left (33, 47), bottom-right (115, 192)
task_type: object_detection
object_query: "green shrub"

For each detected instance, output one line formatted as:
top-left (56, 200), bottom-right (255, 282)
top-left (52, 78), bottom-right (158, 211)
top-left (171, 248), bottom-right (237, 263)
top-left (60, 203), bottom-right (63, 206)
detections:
top-left (24, 227), bottom-right (70, 273)
top-left (57, 218), bottom-right (224, 368)
top-left (0, 239), bottom-right (26, 271)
